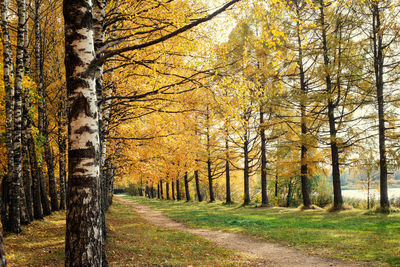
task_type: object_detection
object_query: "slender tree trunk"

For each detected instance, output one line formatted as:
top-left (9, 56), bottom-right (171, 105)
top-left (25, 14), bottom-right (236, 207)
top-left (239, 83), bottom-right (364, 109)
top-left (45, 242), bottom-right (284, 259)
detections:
top-left (22, 92), bottom-right (33, 222)
top-left (34, 0), bottom-right (51, 217)
top-left (57, 103), bottom-right (67, 210)
top-left (157, 184), bottom-right (160, 199)
top-left (25, 89), bottom-right (43, 219)
top-left (206, 106), bottom-right (215, 202)
top-left (243, 136), bottom-right (250, 205)
top-left (9, 0), bottom-right (26, 234)
top-left (296, 2), bottom-right (311, 208)
top-left (286, 177), bottom-right (293, 207)
top-left (0, 230), bottom-right (6, 266)
top-left (39, 174), bottom-right (51, 216)
top-left (1, 177), bottom-right (8, 231)
top-left (1, 0), bottom-right (14, 232)
top-left (225, 126), bottom-right (231, 204)
top-left (184, 173), bottom-right (191, 202)
top-left (372, 4), bottom-right (390, 210)
top-left (171, 181), bottom-right (175, 200)
top-left (260, 109), bottom-right (269, 206)
top-left (194, 170), bottom-right (202, 202)
top-left (275, 173), bottom-right (278, 197)
top-left (176, 178), bottom-right (181, 201)
top-left (166, 182), bottom-right (170, 200)
top-left (160, 180), bottom-right (163, 199)
top-left (64, 0), bottom-right (103, 265)
top-left (319, 1), bottom-right (343, 209)
top-left (45, 143), bottom-right (59, 211)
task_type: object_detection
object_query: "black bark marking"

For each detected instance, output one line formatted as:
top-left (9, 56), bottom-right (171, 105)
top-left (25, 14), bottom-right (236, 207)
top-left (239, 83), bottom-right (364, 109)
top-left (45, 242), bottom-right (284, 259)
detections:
top-left (75, 125), bottom-right (96, 135)
top-left (70, 92), bottom-right (94, 120)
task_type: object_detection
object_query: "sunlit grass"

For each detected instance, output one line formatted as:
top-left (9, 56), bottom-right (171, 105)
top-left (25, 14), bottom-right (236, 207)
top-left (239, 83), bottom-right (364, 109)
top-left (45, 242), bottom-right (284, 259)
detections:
top-left (125, 195), bottom-right (400, 266)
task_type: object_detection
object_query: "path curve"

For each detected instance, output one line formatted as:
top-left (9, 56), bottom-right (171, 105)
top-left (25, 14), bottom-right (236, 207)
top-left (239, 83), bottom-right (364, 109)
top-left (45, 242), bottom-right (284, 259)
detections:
top-left (116, 196), bottom-right (363, 267)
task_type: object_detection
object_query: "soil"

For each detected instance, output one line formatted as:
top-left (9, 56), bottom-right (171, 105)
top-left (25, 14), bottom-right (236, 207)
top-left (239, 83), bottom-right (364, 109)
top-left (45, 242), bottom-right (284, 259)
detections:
top-left (116, 196), bottom-right (364, 267)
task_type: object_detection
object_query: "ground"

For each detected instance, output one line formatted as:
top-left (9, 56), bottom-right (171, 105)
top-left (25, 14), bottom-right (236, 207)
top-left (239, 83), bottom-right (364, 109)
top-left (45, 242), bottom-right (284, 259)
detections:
top-left (3, 198), bottom-right (264, 266)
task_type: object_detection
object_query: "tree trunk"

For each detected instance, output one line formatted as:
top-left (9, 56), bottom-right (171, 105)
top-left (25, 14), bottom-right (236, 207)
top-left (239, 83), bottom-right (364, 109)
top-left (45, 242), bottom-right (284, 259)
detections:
top-left (275, 173), bottom-right (278, 198)
top-left (1, 177), bottom-right (8, 231)
top-left (225, 129), bottom-right (231, 204)
top-left (45, 143), bottom-right (59, 211)
top-left (25, 89), bottom-right (43, 219)
top-left (9, 0), bottom-right (26, 234)
top-left (57, 103), bottom-right (67, 210)
top-left (319, 1), bottom-right (342, 209)
top-left (157, 184), bottom-right (160, 199)
top-left (0, 230), bottom-right (6, 266)
top-left (194, 170), bottom-right (202, 202)
top-left (1, 0), bottom-right (14, 232)
top-left (372, 4), bottom-right (390, 210)
top-left (39, 173), bottom-right (51, 216)
top-left (260, 109), bottom-right (269, 206)
top-left (160, 180), bottom-right (163, 199)
top-left (184, 173), bottom-right (191, 202)
top-left (176, 178), bottom-right (181, 201)
top-left (171, 181), bottom-right (175, 200)
top-left (243, 137), bottom-right (250, 205)
top-left (286, 177), bottom-right (293, 207)
top-left (64, 0), bottom-right (103, 265)
top-left (166, 182), bottom-right (171, 200)
top-left (296, 2), bottom-right (311, 208)
top-left (22, 92), bottom-right (33, 223)
top-left (207, 159), bottom-right (214, 202)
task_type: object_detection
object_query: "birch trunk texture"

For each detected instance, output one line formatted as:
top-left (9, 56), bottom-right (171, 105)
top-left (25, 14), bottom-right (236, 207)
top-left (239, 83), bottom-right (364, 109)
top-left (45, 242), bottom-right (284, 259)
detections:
top-left (1, 0), bottom-right (14, 232)
top-left (9, 0), bottom-right (26, 234)
top-left (64, 0), bottom-right (103, 265)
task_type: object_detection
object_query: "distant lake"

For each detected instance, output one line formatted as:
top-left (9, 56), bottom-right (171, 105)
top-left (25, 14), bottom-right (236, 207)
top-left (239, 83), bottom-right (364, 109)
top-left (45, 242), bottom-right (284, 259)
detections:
top-left (342, 188), bottom-right (400, 200)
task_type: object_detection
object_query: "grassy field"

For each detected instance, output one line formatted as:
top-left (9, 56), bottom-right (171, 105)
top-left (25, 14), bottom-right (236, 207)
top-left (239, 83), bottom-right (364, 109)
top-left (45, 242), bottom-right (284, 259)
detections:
top-left (3, 198), bottom-right (259, 266)
top-left (124, 195), bottom-right (400, 266)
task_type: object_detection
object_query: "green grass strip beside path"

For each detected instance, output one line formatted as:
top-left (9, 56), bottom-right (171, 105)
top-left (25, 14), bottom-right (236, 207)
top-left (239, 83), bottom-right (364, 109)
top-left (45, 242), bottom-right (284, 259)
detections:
top-left (123, 195), bottom-right (400, 266)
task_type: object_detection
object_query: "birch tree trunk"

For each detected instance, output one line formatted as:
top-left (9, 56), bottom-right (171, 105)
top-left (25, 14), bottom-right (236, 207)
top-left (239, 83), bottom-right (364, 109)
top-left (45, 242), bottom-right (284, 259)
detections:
top-left (0, 230), bottom-right (6, 266)
top-left (1, 0), bottom-right (14, 232)
top-left (9, 0), bottom-right (26, 234)
top-left (64, 0), bottom-right (103, 265)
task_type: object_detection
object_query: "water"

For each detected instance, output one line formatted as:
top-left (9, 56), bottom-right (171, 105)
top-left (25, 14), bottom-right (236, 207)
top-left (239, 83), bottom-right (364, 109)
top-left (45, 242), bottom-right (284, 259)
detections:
top-left (342, 188), bottom-right (400, 200)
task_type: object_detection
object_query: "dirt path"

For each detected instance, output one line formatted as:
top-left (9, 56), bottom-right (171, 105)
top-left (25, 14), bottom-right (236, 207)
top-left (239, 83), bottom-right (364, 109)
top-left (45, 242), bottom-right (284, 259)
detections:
top-left (116, 196), bottom-right (364, 267)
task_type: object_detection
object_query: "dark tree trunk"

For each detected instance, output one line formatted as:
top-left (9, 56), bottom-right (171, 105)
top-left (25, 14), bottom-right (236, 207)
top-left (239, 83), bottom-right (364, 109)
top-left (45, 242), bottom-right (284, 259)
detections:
top-left (1, 0), bottom-right (15, 233)
top-left (0, 230), bottom-right (6, 266)
top-left (171, 181), bottom-right (175, 200)
top-left (243, 137), bottom-right (250, 205)
top-left (372, 4), bottom-right (390, 210)
top-left (57, 103), bottom-right (67, 210)
top-left (184, 173), bottom-right (191, 202)
top-left (166, 182), bottom-right (171, 200)
top-left (1, 177), bottom-right (8, 231)
top-left (275, 173), bottom-right (278, 198)
top-left (286, 177), bottom-right (293, 207)
top-left (22, 93), bottom-right (33, 222)
top-left (319, 1), bottom-right (342, 209)
top-left (260, 109), bottom-right (269, 206)
top-left (207, 159), bottom-right (214, 202)
top-left (194, 170), bottom-right (202, 202)
top-left (160, 180), bottom-right (163, 199)
top-left (157, 183), bottom-right (160, 199)
top-left (26, 110), bottom-right (43, 219)
top-left (39, 174), bottom-right (51, 216)
top-left (296, 2), bottom-right (311, 208)
top-left (64, 0), bottom-right (103, 265)
top-left (176, 178), bottom-right (181, 201)
top-left (225, 130), bottom-right (231, 204)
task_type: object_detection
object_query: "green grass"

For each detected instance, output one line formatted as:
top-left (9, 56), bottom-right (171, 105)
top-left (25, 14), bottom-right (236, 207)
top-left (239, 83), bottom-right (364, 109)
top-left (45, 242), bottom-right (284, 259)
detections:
top-left (4, 198), bottom-right (260, 266)
top-left (124, 195), bottom-right (400, 266)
